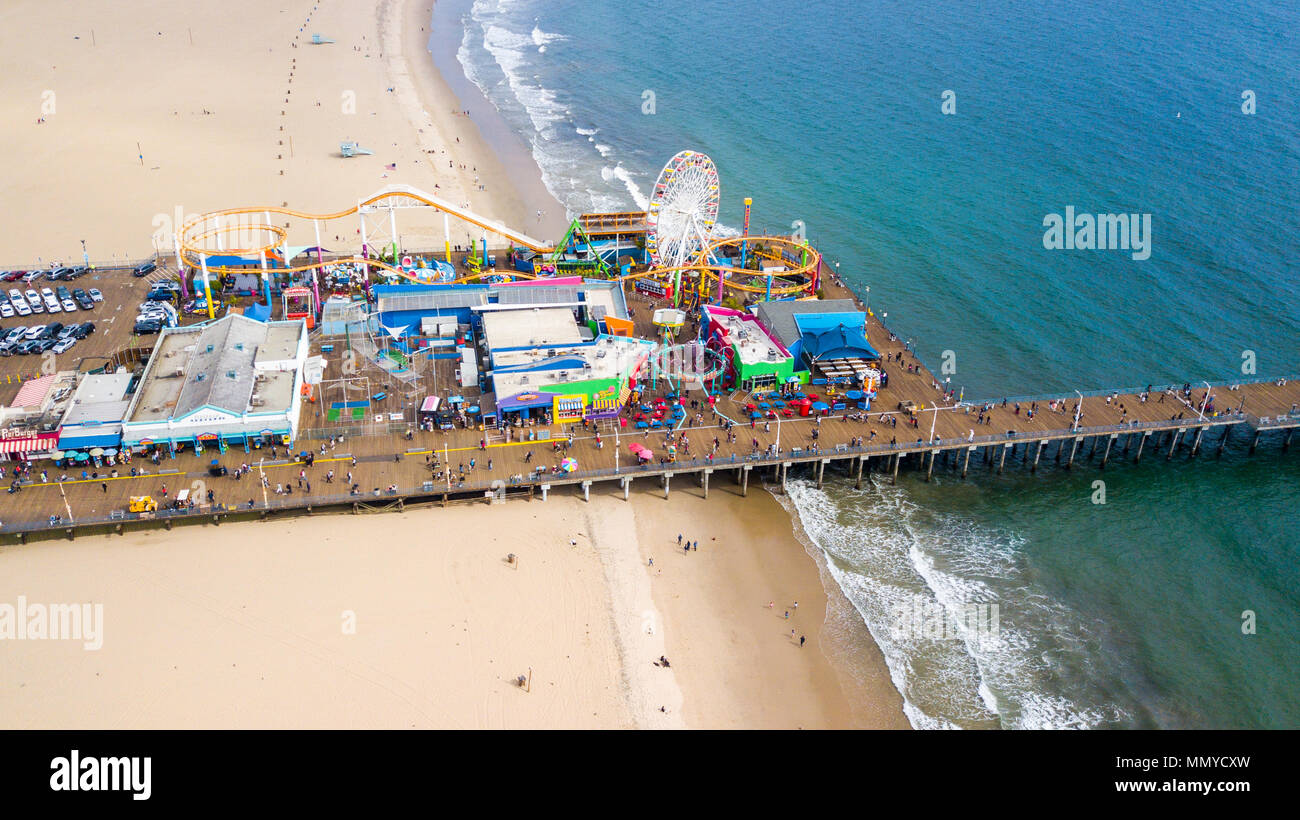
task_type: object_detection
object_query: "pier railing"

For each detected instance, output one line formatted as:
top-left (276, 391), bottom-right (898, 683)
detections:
top-left (0, 407), bottom-right (1261, 540)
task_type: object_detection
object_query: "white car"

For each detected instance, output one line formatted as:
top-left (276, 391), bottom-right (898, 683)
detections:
top-left (24, 324), bottom-right (46, 340)
top-left (7, 288), bottom-right (22, 302)
top-left (61, 298), bottom-right (77, 312)
top-left (88, 288), bottom-right (103, 302)
top-left (15, 301), bottom-right (31, 316)
top-left (24, 289), bottom-right (41, 306)
top-left (40, 287), bottom-right (54, 299)
top-left (4, 327), bottom-right (25, 343)
top-left (0, 303), bottom-right (12, 318)
top-left (44, 298), bottom-right (62, 314)
top-left (51, 337), bottom-right (76, 354)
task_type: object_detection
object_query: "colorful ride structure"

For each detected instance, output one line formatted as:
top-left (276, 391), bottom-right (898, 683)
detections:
top-left (172, 154), bottom-right (818, 326)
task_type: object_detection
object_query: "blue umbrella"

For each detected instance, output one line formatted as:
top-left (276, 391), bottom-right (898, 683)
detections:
top-left (812, 401), bottom-right (830, 411)
top-left (845, 390), bottom-right (864, 400)
top-left (750, 411), bottom-right (762, 419)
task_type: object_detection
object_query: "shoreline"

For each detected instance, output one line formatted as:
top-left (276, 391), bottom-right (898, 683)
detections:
top-left (0, 0), bottom-right (912, 729)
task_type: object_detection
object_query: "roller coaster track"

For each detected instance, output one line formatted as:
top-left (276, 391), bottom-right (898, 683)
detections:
top-left (177, 187), bottom-right (818, 298)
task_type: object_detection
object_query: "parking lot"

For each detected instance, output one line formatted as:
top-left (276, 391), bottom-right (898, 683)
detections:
top-left (0, 264), bottom-right (220, 406)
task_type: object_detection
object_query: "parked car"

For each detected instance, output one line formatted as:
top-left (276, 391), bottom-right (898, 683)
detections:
top-left (133, 260), bottom-right (157, 277)
top-left (1, 271), bottom-right (24, 282)
top-left (32, 338), bottom-right (57, 353)
top-left (42, 322), bottom-right (64, 339)
top-left (44, 298), bottom-right (62, 314)
top-left (0, 304), bottom-right (11, 319)
top-left (133, 318), bottom-right (162, 335)
top-left (15, 339), bottom-right (41, 355)
top-left (55, 286), bottom-right (70, 301)
top-left (14, 301), bottom-right (31, 317)
top-left (23, 324), bottom-right (46, 340)
top-left (88, 288), bottom-right (103, 302)
top-left (0, 341), bottom-right (16, 356)
top-left (24, 290), bottom-right (42, 310)
top-left (61, 298), bottom-right (78, 312)
top-left (52, 337), bottom-right (76, 354)
top-left (5, 326), bottom-right (27, 343)
top-left (47, 267), bottom-right (70, 281)
top-left (72, 321), bottom-right (95, 339)
top-left (22, 271), bottom-right (43, 284)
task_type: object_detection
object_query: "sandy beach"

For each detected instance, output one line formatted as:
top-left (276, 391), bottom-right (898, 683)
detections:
top-left (0, 489), bottom-right (906, 729)
top-left (0, 0), bottom-right (567, 265)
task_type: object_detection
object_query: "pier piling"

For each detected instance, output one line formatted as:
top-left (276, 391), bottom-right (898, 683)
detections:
top-left (1100, 434), bottom-right (1115, 468)
top-left (1136, 432), bottom-right (1149, 463)
top-left (1066, 436), bottom-right (1080, 469)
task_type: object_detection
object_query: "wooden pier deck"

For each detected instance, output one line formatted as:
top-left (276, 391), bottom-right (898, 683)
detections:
top-left (1, 260), bottom-right (1297, 541)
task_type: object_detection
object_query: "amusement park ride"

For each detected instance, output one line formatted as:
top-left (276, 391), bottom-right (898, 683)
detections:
top-left (171, 151), bottom-right (820, 324)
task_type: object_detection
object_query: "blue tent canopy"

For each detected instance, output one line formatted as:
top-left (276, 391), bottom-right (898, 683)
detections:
top-left (802, 323), bottom-right (880, 362)
top-left (244, 302), bottom-right (273, 322)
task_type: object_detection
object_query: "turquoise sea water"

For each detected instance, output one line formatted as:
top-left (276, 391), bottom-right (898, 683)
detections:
top-left (447, 0), bottom-right (1300, 727)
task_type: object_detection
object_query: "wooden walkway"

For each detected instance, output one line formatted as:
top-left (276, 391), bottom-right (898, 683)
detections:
top-left (2, 263), bottom-right (1298, 539)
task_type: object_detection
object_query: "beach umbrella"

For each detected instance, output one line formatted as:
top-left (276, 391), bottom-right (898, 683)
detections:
top-left (103, 449), bottom-right (118, 456)
top-left (49, 450), bottom-right (65, 460)
top-left (89, 448), bottom-right (105, 456)
top-left (74, 452), bottom-right (89, 461)
top-left (560, 458), bottom-right (578, 473)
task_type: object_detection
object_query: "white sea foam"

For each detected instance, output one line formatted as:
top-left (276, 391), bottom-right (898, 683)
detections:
top-left (531, 24), bottom-right (564, 49)
top-left (778, 476), bottom-right (1125, 730)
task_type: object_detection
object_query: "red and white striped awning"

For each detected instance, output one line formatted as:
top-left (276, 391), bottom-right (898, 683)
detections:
top-left (11, 375), bottom-right (55, 408)
top-left (0, 431), bottom-right (60, 455)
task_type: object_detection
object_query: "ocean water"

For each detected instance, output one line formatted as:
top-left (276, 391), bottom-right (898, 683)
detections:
top-left (447, 0), bottom-right (1300, 728)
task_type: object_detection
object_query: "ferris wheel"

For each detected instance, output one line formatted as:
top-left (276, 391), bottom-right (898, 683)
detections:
top-left (645, 150), bottom-right (720, 269)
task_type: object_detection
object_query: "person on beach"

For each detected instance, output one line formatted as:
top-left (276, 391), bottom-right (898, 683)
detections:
top-left (800, 635), bottom-right (806, 648)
